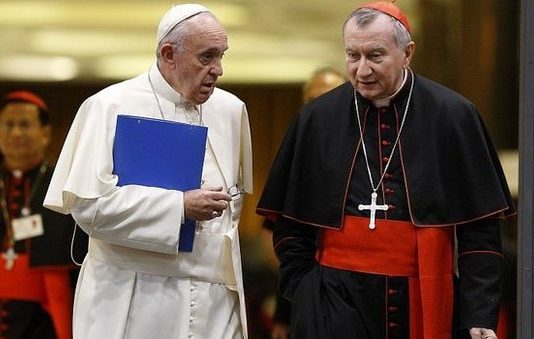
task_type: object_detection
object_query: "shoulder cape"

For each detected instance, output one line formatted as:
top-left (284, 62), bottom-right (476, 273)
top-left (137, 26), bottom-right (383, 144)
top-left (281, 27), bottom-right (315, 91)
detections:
top-left (257, 74), bottom-right (514, 228)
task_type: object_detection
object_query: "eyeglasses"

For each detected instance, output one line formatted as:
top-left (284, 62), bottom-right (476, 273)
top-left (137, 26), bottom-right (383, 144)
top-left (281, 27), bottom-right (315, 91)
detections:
top-left (227, 185), bottom-right (244, 200)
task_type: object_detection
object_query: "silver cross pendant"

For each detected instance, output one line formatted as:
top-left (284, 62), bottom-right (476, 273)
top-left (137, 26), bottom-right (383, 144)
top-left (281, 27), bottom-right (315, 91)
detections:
top-left (358, 192), bottom-right (389, 230)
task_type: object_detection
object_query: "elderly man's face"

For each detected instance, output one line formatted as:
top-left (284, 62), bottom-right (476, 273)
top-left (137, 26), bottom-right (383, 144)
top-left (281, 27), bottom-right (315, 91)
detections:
top-left (344, 14), bottom-right (413, 101)
top-left (167, 14), bottom-right (228, 105)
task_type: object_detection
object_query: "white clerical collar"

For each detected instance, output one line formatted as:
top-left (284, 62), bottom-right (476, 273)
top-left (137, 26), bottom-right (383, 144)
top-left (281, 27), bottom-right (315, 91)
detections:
top-left (372, 68), bottom-right (408, 108)
top-left (148, 62), bottom-right (191, 107)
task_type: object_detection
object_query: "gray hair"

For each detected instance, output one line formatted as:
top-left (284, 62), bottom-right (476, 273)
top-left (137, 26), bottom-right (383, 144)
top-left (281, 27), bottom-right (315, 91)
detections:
top-left (342, 8), bottom-right (412, 48)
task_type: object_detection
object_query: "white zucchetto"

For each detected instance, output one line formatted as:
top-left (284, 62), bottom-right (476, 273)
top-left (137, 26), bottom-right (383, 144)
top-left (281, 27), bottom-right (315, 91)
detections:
top-left (156, 4), bottom-right (210, 43)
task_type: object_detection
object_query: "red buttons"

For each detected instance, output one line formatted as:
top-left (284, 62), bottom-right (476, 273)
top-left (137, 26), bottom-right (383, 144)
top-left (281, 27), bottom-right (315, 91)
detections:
top-left (388, 204), bottom-right (397, 210)
top-left (388, 306), bottom-right (398, 312)
top-left (380, 123), bottom-right (390, 130)
top-left (379, 108), bottom-right (388, 114)
top-left (385, 188), bottom-right (394, 194)
top-left (382, 157), bottom-right (389, 163)
top-left (381, 140), bottom-right (391, 146)
top-left (388, 322), bottom-right (398, 328)
top-left (388, 288), bottom-right (397, 295)
top-left (384, 173), bottom-right (393, 179)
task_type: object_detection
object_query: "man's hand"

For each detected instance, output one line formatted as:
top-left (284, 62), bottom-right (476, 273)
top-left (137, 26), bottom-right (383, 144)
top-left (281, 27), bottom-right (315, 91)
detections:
top-left (271, 323), bottom-right (289, 339)
top-left (469, 327), bottom-right (497, 339)
top-left (184, 186), bottom-right (231, 220)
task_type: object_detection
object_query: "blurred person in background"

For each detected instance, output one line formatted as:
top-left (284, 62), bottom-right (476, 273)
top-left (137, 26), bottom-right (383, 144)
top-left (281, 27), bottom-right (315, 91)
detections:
top-left (302, 67), bottom-right (347, 104)
top-left (0, 90), bottom-right (86, 339)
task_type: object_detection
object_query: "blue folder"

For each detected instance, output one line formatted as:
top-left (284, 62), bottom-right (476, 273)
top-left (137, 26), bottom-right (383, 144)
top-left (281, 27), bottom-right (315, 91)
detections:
top-left (112, 114), bottom-right (208, 252)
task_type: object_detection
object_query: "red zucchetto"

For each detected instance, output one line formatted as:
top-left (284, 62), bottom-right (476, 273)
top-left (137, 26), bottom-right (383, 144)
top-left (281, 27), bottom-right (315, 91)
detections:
top-left (358, 1), bottom-right (412, 33)
top-left (2, 90), bottom-right (49, 112)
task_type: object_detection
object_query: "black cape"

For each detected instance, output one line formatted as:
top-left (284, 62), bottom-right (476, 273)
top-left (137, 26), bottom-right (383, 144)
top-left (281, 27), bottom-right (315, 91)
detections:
top-left (257, 74), bottom-right (514, 228)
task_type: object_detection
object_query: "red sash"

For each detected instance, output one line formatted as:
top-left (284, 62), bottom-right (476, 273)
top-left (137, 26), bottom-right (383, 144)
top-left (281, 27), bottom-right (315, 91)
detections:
top-left (0, 253), bottom-right (46, 301)
top-left (0, 253), bottom-right (73, 339)
top-left (317, 216), bottom-right (454, 339)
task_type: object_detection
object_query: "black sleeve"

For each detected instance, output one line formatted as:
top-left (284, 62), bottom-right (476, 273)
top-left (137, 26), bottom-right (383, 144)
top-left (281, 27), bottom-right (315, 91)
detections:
top-left (454, 217), bottom-right (504, 336)
top-left (273, 217), bottom-right (318, 302)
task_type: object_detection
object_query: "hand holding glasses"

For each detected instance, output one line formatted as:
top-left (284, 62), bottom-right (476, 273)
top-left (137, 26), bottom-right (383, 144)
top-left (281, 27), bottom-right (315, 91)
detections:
top-left (227, 185), bottom-right (244, 201)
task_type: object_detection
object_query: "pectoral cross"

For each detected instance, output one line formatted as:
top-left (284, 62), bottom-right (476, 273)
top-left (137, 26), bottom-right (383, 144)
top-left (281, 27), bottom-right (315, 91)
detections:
top-left (2, 247), bottom-right (18, 270)
top-left (358, 192), bottom-right (389, 230)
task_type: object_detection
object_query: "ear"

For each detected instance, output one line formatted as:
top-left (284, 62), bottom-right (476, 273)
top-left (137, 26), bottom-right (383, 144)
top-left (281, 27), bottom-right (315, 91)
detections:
top-left (403, 41), bottom-right (415, 67)
top-left (159, 44), bottom-right (177, 66)
top-left (41, 125), bottom-right (51, 148)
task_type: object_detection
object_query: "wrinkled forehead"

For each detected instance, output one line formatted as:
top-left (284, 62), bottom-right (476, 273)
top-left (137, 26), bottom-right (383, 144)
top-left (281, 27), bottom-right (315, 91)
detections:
top-left (187, 13), bottom-right (226, 37)
top-left (183, 15), bottom-right (228, 49)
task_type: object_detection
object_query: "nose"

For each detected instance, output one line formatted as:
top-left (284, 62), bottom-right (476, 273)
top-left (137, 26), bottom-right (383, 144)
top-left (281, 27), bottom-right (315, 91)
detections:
top-left (9, 124), bottom-right (26, 136)
top-left (210, 59), bottom-right (223, 77)
top-left (356, 58), bottom-right (372, 78)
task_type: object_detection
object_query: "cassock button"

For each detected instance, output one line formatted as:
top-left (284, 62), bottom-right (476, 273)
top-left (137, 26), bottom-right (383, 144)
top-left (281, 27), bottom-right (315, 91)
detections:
top-left (379, 108), bottom-right (388, 114)
top-left (388, 306), bottom-right (398, 312)
top-left (384, 173), bottom-right (393, 179)
top-left (380, 123), bottom-right (390, 130)
top-left (382, 157), bottom-right (389, 163)
top-left (387, 288), bottom-right (397, 295)
top-left (388, 322), bottom-right (398, 328)
top-left (388, 204), bottom-right (396, 210)
top-left (381, 140), bottom-right (391, 146)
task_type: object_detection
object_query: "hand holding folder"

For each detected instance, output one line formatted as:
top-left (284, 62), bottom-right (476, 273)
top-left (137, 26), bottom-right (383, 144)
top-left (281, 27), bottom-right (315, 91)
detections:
top-left (112, 114), bottom-right (208, 252)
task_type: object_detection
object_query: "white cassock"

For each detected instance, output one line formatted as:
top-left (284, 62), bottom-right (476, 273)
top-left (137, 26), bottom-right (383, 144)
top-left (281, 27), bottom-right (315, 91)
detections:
top-left (44, 63), bottom-right (253, 339)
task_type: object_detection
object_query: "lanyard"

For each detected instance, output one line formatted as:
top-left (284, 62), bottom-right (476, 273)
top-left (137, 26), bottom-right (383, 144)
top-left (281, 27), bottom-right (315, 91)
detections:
top-left (0, 162), bottom-right (47, 248)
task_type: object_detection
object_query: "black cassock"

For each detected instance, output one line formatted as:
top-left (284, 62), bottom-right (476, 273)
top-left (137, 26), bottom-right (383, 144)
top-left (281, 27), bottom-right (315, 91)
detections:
top-left (257, 72), bottom-right (514, 338)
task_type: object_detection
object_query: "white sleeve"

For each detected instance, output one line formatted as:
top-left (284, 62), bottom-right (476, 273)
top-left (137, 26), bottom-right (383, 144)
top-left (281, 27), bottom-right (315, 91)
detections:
top-left (71, 184), bottom-right (184, 254)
